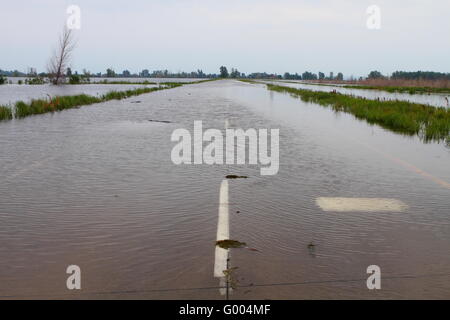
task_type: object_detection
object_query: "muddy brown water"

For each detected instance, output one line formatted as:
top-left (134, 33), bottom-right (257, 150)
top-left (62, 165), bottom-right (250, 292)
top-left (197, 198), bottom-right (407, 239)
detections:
top-left (0, 80), bottom-right (449, 299)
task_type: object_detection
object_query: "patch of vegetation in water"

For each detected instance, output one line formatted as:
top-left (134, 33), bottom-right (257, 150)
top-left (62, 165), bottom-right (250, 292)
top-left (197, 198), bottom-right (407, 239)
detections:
top-left (14, 94), bottom-right (102, 118)
top-left (25, 77), bottom-right (46, 85)
top-left (341, 85), bottom-right (450, 95)
top-left (68, 74), bottom-right (91, 84)
top-left (216, 240), bottom-right (247, 249)
top-left (288, 81), bottom-right (450, 95)
top-left (267, 84), bottom-right (450, 143)
top-left (0, 106), bottom-right (13, 121)
top-left (0, 75), bottom-right (7, 85)
top-left (223, 267), bottom-right (239, 289)
top-left (8, 85), bottom-right (184, 120)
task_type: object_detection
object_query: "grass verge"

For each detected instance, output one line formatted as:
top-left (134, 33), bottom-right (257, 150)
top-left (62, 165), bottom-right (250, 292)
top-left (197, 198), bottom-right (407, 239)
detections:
top-left (266, 84), bottom-right (450, 142)
top-left (11, 83), bottom-right (184, 120)
top-left (296, 81), bottom-right (450, 95)
top-left (340, 85), bottom-right (450, 95)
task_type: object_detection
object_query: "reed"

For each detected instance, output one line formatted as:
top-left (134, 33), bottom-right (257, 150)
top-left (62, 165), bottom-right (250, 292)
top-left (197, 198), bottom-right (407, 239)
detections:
top-left (0, 106), bottom-right (13, 121)
top-left (266, 84), bottom-right (450, 142)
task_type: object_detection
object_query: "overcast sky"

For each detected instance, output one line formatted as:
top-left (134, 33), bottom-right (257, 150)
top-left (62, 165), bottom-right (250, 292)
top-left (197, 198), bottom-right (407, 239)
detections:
top-left (1, 0), bottom-right (449, 77)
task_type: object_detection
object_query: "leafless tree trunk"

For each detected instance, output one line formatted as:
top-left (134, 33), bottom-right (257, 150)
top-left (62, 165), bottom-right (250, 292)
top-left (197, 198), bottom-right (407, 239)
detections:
top-left (47, 27), bottom-right (76, 85)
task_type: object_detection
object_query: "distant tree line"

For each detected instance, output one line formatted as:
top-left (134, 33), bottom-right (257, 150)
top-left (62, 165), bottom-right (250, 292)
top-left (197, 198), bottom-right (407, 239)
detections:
top-left (2, 65), bottom-right (449, 82)
top-left (367, 70), bottom-right (450, 81)
top-left (0, 69), bottom-right (27, 77)
top-left (218, 67), bottom-right (345, 80)
top-left (391, 71), bottom-right (450, 81)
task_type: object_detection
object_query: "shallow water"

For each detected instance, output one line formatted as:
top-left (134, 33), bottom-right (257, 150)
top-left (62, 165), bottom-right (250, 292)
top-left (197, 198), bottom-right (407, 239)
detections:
top-left (0, 78), bottom-right (204, 105)
top-left (0, 83), bottom-right (157, 106)
top-left (0, 80), bottom-right (449, 299)
top-left (5, 77), bottom-right (204, 85)
top-left (264, 80), bottom-right (450, 108)
top-left (88, 77), bottom-right (204, 84)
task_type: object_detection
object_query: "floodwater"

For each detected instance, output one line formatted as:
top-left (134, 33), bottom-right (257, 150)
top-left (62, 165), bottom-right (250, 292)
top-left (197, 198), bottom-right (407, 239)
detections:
top-left (5, 77), bottom-right (204, 85)
top-left (264, 80), bottom-right (450, 108)
top-left (0, 80), bottom-right (449, 299)
top-left (0, 78), bottom-right (204, 105)
top-left (0, 83), bottom-right (156, 106)
top-left (87, 78), bottom-right (204, 84)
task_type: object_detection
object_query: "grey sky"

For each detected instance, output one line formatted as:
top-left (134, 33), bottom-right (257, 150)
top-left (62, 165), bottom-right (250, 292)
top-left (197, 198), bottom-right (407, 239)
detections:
top-left (1, 0), bottom-right (449, 77)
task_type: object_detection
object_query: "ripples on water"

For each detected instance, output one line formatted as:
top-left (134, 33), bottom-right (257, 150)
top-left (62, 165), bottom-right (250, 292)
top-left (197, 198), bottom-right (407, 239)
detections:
top-left (0, 80), bottom-right (449, 299)
top-left (0, 83), bottom-right (157, 105)
top-left (264, 80), bottom-right (450, 108)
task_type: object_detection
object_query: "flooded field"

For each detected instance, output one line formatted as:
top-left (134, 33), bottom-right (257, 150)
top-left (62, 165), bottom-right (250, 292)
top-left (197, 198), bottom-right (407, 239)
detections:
top-left (264, 80), bottom-right (450, 108)
top-left (5, 77), bottom-right (205, 85)
top-left (0, 79), bottom-right (208, 106)
top-left (0, 83), bottom-right (156, 106)
top-left (0, 80), bottom-right (449, 299)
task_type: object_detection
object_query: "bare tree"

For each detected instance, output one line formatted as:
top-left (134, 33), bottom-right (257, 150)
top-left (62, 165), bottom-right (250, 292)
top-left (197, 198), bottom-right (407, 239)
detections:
top-left (47, 27), bottom-right (76, 85)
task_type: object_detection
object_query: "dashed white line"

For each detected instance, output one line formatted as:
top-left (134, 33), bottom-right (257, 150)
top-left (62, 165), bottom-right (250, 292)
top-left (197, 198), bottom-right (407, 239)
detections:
top-left (214, 179), bottom-right (230, 279)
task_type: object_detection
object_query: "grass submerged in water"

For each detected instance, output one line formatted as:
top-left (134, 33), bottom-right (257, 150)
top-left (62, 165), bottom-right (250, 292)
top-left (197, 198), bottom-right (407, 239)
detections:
top-left (9, 84), bottom-right (184, 120)
top-left (0, 106), bottom-right (13, 121)
top-left (266, 84), bottom-right (450, 142)
top-left (292, 80), bottom-right (450, 95)
top-left (339, 84), bottom-right (450, 95)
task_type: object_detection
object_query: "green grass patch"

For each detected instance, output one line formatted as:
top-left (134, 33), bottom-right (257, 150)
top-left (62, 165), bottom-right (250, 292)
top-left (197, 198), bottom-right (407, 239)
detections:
top-left (14, 95), bottom-right (102, 118)
top-left (10, 85), bottom-right (183, 120)
top-left (295, 81), bottom-right (450, 95)
top-left (340, 84), bottom-right (450, 95)
top-left (0, 80), bottom-right (212, 123)
top-left (25, 77), bottom-right (46, 85)
top-left (266, 84), bottom-right (450, 142)
top-left (0, 106), bottom-right (13, 121)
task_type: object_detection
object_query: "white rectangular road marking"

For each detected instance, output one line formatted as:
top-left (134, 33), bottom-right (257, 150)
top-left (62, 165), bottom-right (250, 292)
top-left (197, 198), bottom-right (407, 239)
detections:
top-left (214, 180), bottom-right (230, 279)
top-left (316, 197), bottom-right (408, 212)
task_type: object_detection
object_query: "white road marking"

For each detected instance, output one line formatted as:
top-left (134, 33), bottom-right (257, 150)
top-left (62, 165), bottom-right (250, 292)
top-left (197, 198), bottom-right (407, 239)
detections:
top-left (316, 197), bottom-right (408, 212)
top-left (213, 119), bottom-right (232, 296)
top-left (218, 277), bottom-right (227, 296)
top-left (214, 180), bottom-right (230, 279)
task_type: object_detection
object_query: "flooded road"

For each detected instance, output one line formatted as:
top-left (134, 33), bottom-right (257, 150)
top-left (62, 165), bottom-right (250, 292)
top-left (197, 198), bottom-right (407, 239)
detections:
top-left (263, 80), bottom-right (450, 108)
top-left (0, 80), bottom-right (449, 299)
